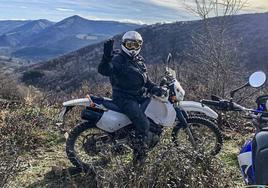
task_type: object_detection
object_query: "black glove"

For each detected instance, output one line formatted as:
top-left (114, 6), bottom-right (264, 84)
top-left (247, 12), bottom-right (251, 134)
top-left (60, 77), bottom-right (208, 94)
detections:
top-left (103, 39), bottom-right (114, 61)
top-left (151, 86), bottom-right (167, 97)
top-left (218, 100), bottom-right (233, 111)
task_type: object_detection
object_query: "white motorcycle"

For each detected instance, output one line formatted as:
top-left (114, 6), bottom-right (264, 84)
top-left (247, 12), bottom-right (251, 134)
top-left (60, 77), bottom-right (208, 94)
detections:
top-left (59, 55), bottom-right (222, 171)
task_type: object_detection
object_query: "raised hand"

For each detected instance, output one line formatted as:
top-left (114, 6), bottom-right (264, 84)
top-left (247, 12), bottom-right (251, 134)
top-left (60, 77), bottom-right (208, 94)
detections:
top-left (103, 39), bottom-right (114, 60)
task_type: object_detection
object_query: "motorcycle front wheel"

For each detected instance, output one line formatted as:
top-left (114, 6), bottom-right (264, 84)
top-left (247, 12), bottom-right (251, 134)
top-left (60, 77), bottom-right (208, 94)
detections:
top-left (172, 117), bottom-right (223, 155)
top-left (66, 122), bottom-right (131, 172)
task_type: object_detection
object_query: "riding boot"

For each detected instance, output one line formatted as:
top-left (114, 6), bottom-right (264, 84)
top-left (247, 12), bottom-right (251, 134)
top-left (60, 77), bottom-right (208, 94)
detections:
top-left (132, 136), bottom-right (148, 166)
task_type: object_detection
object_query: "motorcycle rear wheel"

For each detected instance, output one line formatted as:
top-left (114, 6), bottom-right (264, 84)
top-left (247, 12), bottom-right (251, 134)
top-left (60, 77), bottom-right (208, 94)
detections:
top-left (172, 117), bottom-right (223, 155)
top-left (66, 122), bottom-right (131, 172)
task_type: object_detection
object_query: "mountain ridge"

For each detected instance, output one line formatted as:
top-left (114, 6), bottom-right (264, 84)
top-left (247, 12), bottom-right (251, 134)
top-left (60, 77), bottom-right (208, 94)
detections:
top-left (0, 15), bottom-right (141, 61)
top-left (0, 20), bottom-right (31, 35)
top-left (0, 19), bottom-right (54, 47)
top-left (21, 12), bottom-right (268, 92)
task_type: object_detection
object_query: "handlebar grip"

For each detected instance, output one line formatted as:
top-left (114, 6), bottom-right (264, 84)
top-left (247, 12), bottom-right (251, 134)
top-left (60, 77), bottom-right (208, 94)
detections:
top-left (201, 100), bottom-right (220, 107)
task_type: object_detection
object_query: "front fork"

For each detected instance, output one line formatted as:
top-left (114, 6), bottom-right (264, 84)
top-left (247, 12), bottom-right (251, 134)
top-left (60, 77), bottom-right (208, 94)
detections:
top-left (174, 106), bottom-right (197, 148)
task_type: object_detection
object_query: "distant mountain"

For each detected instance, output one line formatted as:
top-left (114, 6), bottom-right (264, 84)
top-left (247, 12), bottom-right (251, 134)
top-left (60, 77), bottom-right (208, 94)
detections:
top-left (0, 15), bottom-right (141, 61)
top-left (0, 19), bottom-right (54, 47)
top-left (0, 35), bottom-right (11, 47)
top-left (0, 20), bottom-right (30, 35)
top-left (21, 12), bottom-right (268, 92)
top-left (26, 15), bottom-right (139, 47)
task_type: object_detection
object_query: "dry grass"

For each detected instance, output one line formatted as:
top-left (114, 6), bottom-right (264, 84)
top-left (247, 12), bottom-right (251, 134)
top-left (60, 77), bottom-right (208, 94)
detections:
top-left (0, 74), bottom-right (259, 188)
top-left (0, 99), bottom-right (247, 188)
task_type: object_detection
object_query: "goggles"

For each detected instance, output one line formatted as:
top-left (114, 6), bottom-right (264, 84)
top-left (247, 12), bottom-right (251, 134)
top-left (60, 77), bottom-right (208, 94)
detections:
top-left (123, 40), bottom-right (142, 50)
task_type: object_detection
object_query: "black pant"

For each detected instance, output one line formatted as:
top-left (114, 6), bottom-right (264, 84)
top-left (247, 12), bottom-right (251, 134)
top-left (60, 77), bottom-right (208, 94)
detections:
top-left (113, 95), bottom-right (150, 138)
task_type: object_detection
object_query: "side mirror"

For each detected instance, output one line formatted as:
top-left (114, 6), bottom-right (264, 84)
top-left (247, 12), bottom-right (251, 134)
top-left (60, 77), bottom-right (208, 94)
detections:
top-left (249, 71), bottom-right (266, 88)
top-left (230, 71), bottom-right (266, 99)
top-left (166, 53), bottom-right (172, 64)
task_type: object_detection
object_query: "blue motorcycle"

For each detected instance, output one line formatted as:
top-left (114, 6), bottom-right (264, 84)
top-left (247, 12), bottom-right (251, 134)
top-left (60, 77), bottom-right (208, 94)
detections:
top-left (201, 71), bottom-right (268, 186)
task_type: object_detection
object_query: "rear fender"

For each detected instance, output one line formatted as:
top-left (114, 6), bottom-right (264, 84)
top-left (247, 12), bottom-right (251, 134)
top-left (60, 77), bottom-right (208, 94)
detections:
top-left (63, 98), bottom-right (91, 107)
top-left (58, 98), bottom-right (92, 123)
top-left (180, 101), bottom-right (218, 119)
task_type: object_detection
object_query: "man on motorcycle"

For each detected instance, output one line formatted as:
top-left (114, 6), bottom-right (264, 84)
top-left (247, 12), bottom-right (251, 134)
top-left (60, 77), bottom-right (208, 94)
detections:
top-left (98, 31), bottom-right (163, 164)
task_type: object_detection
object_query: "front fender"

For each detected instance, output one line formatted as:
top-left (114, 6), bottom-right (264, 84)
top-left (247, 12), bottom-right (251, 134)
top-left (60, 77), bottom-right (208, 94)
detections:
top-left (180, 101), bottom-right (218, 119)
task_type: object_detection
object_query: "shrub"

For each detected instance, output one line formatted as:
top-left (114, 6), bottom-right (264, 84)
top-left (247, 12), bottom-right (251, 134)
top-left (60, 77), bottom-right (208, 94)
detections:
top-left (22, 70), bottom-right (44, 84)
top-left (47, 143), bottom-right (235, 188)
top-left (0, 103), bottom-right (58, 187)
top-left (0, 74), bottom-right (26, 100)
top-left (94, 143), bottom-right (233, 188)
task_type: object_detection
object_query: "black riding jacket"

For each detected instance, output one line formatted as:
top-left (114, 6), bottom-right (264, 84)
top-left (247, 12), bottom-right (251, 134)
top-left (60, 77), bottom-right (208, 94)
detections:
top-left (98, 51), bottom-right (156, 98)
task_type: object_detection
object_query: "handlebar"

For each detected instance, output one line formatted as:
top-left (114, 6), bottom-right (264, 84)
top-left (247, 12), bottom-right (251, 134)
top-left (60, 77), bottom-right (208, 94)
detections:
top-left (201, 99), bottom-right (220, 107)
top-left (201, 99), bottom-right (238, 111)
top-left (201, 99), bottom-right (251, 112)
top-left (201, 98), bottom-right (268, 122)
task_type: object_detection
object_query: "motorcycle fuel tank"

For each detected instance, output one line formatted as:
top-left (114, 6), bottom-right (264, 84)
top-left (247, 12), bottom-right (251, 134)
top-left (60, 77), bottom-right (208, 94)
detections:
top-left (145, 97), bottom-right (176, 127)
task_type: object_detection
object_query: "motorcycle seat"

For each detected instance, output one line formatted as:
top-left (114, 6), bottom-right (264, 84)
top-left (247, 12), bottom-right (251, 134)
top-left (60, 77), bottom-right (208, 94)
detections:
top-left (90, 95), bottom-right (122, 113)
top-left (102, 99), bottom-right (122, 113)
top-left (90, 95), bottom-right (150, 113)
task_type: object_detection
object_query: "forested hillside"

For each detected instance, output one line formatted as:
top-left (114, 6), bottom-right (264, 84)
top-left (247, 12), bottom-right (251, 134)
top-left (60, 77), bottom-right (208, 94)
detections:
top-left (22, 12), bottom-right (268, 92)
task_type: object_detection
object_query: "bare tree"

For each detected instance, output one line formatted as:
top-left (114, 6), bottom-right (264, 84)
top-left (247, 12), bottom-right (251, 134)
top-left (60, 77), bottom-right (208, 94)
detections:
top-left (182, 0), bottom-right (248, 97)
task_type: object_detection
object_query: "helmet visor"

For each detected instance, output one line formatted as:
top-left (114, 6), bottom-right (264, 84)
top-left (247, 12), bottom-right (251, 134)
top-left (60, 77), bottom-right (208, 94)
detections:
top-left (124, 40), bottom-right (142, 50)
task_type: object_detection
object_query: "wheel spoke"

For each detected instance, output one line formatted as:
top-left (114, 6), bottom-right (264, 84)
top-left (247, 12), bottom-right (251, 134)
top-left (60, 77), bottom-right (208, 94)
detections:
top-left (172, 117), bottom-right (223, 155)
top-left (66, 122), bottom-right (134, 171)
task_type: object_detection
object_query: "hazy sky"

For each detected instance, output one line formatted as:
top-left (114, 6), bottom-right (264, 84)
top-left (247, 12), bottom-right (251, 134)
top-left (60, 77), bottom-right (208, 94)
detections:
top-left (0, 0), bottom-right (268, 24)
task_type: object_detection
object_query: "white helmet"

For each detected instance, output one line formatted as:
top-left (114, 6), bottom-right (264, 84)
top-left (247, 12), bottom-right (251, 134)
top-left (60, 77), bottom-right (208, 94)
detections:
top-left (121, 31), bottom-right (143, 57)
